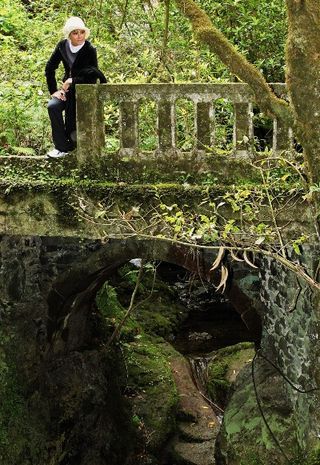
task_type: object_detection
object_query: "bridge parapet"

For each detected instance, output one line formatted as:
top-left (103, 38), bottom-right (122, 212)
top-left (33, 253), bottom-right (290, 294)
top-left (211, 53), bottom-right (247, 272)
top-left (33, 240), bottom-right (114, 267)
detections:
top-left (76, 83), bottom-right (292, 163)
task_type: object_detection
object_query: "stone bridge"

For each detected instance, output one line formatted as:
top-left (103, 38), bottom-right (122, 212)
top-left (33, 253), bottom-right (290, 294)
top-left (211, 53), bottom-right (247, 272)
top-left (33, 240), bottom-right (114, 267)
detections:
top-left (0, 83), bottom-right (319, 464)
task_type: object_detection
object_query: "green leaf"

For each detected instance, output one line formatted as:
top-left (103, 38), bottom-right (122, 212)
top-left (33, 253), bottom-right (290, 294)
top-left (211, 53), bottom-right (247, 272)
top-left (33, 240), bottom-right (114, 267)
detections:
top-left (292, 243), bottom-right (301, 255)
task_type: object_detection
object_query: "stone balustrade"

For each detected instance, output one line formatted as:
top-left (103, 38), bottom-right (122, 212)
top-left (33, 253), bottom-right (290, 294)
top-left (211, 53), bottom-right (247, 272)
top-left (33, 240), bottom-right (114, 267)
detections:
top-left (76, 82), bottom-right (291, 162)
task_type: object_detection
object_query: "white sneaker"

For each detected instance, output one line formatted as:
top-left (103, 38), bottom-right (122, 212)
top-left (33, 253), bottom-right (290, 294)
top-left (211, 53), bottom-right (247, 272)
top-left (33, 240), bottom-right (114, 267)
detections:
top-left (47, 148), bottom-right (69, 158)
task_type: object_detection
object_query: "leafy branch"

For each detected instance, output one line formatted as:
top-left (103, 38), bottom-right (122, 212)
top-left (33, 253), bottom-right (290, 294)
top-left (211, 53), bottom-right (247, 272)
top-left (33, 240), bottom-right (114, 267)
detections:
top-left (71, 195), bottom-right (319, 292)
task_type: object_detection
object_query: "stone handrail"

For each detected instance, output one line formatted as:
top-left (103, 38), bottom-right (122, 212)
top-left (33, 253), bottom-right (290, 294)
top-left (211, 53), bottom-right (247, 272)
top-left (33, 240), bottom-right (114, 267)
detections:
top-left (76, 83), bottom-right (291, 162)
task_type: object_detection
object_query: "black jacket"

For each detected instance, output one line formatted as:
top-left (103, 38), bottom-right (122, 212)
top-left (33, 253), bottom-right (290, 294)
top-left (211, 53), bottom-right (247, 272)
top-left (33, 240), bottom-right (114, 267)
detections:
top-left (45, 40), bottom-right (106, 142)
top-left (45, 39), bottom-right (98, 95)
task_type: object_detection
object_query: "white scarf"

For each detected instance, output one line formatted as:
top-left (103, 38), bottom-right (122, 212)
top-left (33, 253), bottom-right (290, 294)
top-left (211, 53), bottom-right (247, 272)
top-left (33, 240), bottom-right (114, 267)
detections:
top-left (68, 40), bottom-right (85, 54)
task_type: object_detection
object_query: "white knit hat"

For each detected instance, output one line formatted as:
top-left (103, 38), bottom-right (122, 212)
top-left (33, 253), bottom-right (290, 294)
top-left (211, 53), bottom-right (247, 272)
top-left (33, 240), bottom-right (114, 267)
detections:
top-left (63, 17), bottom-right (90, 39)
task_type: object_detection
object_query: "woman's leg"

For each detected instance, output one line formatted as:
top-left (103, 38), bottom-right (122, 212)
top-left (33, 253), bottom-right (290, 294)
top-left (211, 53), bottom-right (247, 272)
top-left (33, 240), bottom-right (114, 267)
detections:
top-left (47, 97), bottom-right (70, 152)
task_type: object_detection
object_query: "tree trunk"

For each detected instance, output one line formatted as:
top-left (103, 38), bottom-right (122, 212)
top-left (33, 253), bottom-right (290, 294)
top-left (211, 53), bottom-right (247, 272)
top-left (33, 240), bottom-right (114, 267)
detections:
top-left (286, 0), bottom-right (320, 185)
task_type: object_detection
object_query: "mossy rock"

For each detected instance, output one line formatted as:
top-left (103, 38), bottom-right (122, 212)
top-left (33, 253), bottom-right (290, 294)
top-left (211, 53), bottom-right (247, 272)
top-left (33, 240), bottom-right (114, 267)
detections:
top-left (123, 337), bottom-right (179, 452)
top-left (0, 354), bottom-right (48, 465)
top-left (215, 351), bottom-right (313, 465)
top-left (207, 342), bottom-right (255, 407)
top-left (95, 277), bottom-right (180, 455)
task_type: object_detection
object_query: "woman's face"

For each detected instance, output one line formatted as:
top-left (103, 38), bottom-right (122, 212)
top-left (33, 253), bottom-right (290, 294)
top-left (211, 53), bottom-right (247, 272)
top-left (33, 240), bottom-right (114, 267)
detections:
top-left (69, 29), bottom-right (86, 46)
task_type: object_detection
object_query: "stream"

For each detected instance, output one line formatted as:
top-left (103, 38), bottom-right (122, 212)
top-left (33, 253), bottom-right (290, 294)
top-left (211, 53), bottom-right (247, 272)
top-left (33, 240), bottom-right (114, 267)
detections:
top-left (158, 267), bottom-right (256, 465)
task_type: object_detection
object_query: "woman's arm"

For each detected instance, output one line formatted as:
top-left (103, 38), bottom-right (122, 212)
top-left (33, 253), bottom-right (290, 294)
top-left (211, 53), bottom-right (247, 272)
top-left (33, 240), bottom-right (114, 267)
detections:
top-left (45, 43), bottom-right (63, 95)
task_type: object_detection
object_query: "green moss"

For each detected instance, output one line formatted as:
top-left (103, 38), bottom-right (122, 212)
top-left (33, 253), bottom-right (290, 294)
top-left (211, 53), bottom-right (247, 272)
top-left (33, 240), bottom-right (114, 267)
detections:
top-left (207, 342), bottom-right (255, 406)
top-left (95, 273), bottom-right (181, 455)
top-left (305, 447), bottom-right (320, 465)
top-left (27, 200), bottom-right (46, 220)
top-left (0, 147), bottom-right (303, 188)
top-left (123, 337), bottom-right (178, 451)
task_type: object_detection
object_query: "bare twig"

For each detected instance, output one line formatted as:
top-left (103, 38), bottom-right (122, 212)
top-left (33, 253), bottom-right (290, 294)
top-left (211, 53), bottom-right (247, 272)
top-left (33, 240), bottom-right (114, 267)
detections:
top-left (119, 0), bottom-right (130, 29)
top-left (105, 259), bottom-right (144, 348)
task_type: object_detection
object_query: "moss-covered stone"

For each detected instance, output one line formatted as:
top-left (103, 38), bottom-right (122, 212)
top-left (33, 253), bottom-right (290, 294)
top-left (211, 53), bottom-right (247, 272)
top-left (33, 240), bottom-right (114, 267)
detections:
top-left (123, 337), bottom-right (178, 452)
top-left (0, 336), bottom-right (48, 464)
top-left (95, 273), bottom-right (181, 459)
top-left (207, 342), bottom-right (255, 407)
top-left (215, 352), bottom-right (313, 465)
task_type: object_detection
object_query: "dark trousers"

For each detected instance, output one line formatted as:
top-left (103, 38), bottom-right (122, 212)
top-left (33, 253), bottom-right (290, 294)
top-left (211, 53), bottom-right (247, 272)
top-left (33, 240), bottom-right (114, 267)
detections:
top-left (47, 97), bottom-right (74, 152)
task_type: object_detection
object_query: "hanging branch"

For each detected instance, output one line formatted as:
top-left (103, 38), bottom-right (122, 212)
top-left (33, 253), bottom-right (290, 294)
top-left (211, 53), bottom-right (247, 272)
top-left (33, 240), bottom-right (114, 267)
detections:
top-left (96, 0), bottom-right (104, 37)
top-left (160, 0), bottom-right (170, 67)
top-left (119, 0), bottom-right (130, 30)
top-left (147, 0), bottom-right (174, 81)
top-left (72, 170), bottom-right (320, 293)
top-left (104, 261), bottom-right (159, 349)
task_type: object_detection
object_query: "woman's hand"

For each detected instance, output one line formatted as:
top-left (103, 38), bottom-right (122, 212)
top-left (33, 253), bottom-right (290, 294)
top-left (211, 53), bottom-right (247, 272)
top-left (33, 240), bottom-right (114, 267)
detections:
top-left (51, 89), bottom-right (67, 101)
top-left (62, 78), bottom-right (73, 92)
top-left (51, 77), bottom-right (73, 100)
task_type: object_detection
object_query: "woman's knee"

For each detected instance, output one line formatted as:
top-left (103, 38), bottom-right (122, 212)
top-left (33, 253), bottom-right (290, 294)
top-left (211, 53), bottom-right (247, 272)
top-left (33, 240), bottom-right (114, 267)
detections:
top-left (47, 97), bottom-right (65, 114)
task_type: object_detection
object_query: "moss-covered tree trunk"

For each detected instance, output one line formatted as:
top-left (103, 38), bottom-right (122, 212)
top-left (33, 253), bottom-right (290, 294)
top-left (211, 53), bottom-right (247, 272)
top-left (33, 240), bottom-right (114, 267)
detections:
top-left (286, 0), bottom-right (320, 185)
top-left (174, 0), bottom-right (292, 122)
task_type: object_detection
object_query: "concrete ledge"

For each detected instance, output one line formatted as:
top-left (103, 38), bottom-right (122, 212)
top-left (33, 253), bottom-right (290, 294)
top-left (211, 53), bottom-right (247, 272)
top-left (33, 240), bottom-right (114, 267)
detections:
top-left (0, 177), bottom-right (312, 240)
top-left (0, 151), bottom-right (269, 185)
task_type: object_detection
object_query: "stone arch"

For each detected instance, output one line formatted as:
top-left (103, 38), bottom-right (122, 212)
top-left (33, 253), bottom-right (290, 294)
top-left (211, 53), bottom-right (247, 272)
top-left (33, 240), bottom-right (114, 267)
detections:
top-left (45, 237), bottom-right (262, 355)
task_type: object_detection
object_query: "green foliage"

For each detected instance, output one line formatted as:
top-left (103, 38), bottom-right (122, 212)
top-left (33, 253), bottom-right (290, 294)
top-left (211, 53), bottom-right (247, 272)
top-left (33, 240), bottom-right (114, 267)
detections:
top-left (0, 83), bottom-right (48, 155)
top-left (96, 281), bottom-right (141, 341)
top-left (306, 447), bottom-right (320, 465)
top-left (199, 0), bottom-right (286, 82)
top-left (96, 280), bottom-right (123, 316)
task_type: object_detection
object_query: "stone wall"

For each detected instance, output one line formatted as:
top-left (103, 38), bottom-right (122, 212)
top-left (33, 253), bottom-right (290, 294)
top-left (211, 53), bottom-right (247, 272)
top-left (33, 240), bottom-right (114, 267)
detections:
top-left (260, 248), bottom-right (320, 450)
top-left (216, 246), bottom-right (320, 464)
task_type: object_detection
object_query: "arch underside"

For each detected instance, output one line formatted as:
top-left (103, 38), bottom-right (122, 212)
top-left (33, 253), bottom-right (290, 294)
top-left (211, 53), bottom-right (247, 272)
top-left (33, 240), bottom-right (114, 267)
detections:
top-left (46, 236), bottom-right (262, 353)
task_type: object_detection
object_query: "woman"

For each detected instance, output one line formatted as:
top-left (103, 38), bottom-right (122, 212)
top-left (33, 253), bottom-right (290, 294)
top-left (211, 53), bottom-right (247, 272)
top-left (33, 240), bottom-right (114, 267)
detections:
top-left (45, 16), bottom-right (105, 158)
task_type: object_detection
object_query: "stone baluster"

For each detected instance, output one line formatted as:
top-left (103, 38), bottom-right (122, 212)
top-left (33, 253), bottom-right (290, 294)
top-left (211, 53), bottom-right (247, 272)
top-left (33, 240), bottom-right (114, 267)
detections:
top-left (157, 99), bottom-right (176, 153)
top-left (119, 100), bottom-right (139, 155)
top-left (195, 101), bottom-right (214, 151)
top-left (76, 84), bottom-right (105, 164)
top-left (76, 83), bottom-right (292, 160)
top-left (272, 118), bottom-right (292, 153)
top-left (233, 102), bottom-right (254, 157)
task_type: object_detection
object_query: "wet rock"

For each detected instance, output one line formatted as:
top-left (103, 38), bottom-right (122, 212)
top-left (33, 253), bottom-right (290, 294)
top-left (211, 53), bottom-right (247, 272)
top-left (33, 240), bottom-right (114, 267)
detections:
top-left (172, 440), bottom-right (216, 465)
